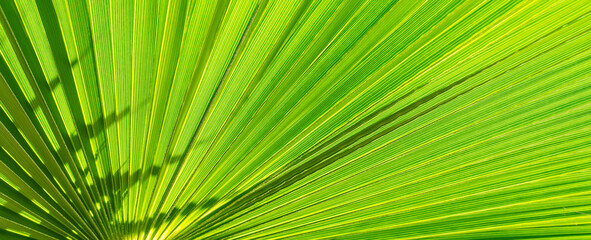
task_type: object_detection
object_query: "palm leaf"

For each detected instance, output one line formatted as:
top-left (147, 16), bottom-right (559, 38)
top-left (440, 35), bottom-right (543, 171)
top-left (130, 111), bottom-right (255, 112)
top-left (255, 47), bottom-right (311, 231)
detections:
top-left (0, 0), bottom-right (590, 239)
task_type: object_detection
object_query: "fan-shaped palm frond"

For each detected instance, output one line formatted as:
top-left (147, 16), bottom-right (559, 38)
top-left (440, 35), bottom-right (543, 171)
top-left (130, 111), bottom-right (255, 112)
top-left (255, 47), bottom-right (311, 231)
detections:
top-left (0, 0), bottom-right (590, 239)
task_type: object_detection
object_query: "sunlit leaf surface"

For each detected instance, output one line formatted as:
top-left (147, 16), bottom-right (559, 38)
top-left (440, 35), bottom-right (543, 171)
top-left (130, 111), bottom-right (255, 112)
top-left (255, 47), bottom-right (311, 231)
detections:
top-left (0, 0), bottom-right (590, 239)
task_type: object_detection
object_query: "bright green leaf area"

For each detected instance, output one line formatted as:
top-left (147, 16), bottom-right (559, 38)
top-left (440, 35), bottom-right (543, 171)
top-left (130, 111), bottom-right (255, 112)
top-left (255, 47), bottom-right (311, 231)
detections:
top-left (0, 0), bottom-right (590, 239)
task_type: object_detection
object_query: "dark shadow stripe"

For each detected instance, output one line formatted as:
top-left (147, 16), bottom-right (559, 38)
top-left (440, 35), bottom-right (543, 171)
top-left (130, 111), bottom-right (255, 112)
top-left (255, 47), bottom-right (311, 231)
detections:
top-left (0, 228), bottom-right (36, 240)
top-left (0, 145), bottom-right (77, 235)
top-left (0, 0), bottom-right (82, 177)
top-left (1, 2), bottom-right (114, 237)
top-left (0, 204), bottom-right (63, 239)
top-left (32, 0), bottom-right (98, 180)
top-left (0, 180), bottom-right (73, 237)
top-left (28, 0), bottom-right (109, 238)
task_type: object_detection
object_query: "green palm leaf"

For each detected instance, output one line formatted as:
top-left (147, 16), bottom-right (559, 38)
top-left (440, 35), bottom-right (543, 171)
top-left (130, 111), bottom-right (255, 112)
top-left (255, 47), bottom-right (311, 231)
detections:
top-left (0, 0), bottom-right (590, 239)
